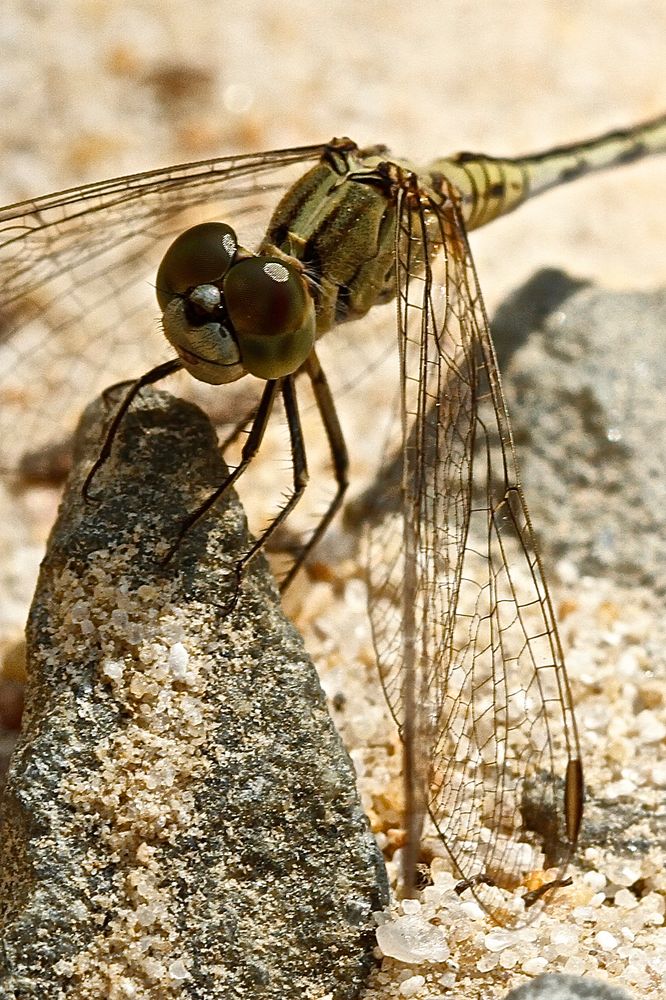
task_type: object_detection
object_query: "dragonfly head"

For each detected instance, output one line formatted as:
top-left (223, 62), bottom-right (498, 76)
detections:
top-left (157, 222), bottom-right (316, 385)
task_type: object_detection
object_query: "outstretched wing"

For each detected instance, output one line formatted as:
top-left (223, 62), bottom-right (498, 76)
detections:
top-left (0, 143), bottom-right (327, 476)
top-left (367, 175), bottom-right (582, 925)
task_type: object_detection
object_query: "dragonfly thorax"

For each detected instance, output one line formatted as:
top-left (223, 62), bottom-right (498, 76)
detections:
top-left (262, 144), bottom-right (404, 334)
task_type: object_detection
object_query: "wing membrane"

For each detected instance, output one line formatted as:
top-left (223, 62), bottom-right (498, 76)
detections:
top-left (367, 177), bottom-right (581, 924)
top-left (0, 144), bottom-right (327, 474)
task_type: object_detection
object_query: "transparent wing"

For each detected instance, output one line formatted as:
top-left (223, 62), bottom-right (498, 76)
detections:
top-left (0, 143), bottom-right (327, 475)
top-left (367, 179), bottom-right (582, 925)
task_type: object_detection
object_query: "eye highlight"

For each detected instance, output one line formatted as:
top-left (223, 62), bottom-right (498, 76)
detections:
top-left (156, 222), bottom-right (237, 312)
top-left (262, 261), bottom-right (290, 282)
top-left (224, 258), bottom-right (305, 337)
top-left (223, 256), bottom-right (316, 379)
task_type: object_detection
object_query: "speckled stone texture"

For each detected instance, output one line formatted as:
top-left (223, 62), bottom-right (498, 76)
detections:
top-left (0, 388), bottom-right (387, 999)
top-left (504, 972), bottom-right (636, 998)
top-left (494, 269), bottom-right (666, 596)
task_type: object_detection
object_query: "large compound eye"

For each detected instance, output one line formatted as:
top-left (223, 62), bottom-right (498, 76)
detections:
top-left (223, 257), bottom-right (316, 379)
top-left (156, 222), bottom-right (238, 312)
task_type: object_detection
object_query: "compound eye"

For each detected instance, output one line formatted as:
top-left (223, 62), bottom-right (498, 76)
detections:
top-left (156, 222), bottom-right (238, 312)
top-left (223, 257), bottom-right (315, 379)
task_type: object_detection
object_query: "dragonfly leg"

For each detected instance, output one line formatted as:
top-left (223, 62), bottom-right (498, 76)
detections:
top-left (83, 358), bottom-right (183, 500)
top-left (161, 378), bottom-right (280, 564)
top-left (279, 350), bottom-right (349, 592)
top-left (101, 378), bottom-right (137, 407)
top-left (218, 398), bottom-right (263, 453)
top-left (234, 375), bottom-right (310, 587)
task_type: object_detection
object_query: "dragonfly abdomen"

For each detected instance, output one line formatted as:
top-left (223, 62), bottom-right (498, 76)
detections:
top-left (426, 155), bottom-right (529, 230)
top-left (428, 112), bottom-right (666, 232)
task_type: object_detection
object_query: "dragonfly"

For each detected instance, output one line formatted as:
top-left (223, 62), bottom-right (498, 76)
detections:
top-left (1, 113), bottom-right (665, 926)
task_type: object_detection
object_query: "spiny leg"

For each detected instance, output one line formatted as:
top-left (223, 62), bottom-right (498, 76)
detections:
top-left (235, 374), bottom-right (310, 587)
top-left (218, 398), bottom-right (263, 453)
top-left (279, 350), bottom-right (349, 592)
top-left (83, 358), bottom-right (183, 499)
top-left (161, 378), bottom-right (280, 564)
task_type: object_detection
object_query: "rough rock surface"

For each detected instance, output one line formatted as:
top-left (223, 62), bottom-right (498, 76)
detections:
top-left (494, 269), bottom-right (666, 595)
top-left (0, 388), bottom-right (388, 999)
top-left (504, 971), bottom-right (636, 998)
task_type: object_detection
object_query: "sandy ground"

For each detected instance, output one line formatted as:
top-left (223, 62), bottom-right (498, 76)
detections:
top-left (1, 2), bottom-right (665, 997)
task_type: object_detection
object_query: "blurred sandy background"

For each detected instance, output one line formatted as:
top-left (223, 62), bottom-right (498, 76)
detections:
top-left (1, 0), bottom-right (665, 310)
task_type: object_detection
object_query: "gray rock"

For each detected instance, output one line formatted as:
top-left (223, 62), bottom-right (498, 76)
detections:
top-left (504, 972), bottom-right (635, 999)
top-left (0, 388), bottom-right (387, 998)
top-left (494, 269), bottom-right (666, 593)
